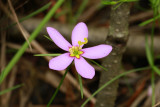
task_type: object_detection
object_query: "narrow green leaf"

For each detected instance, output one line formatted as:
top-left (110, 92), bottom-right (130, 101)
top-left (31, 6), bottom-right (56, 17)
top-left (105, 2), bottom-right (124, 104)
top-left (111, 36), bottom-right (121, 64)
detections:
top-left (139, 14), bottom-right (160, 26)
top-left (0, 84), bottom-right (23, 95)
top-left (44, 35), bottom-right (53, 42)
top-left (113, 2), bottom-right (123, 10)
top-left (152, 66), bottom-right (160, 75)
top-left (102, 1), bottom-right (117, 5)
top-left (120, 0), bottom-right (138, 2)
top-left (89, 59), bottom-right (108, 71)
top-left (77, 74), bottom-right (83, 99)
top-left (102, 0), bottom-right (138, 5)
top-left (34, 54), bottom-right (61, 56)
top-left (47, 66), bottom-right (69, 107)
top-left (81, 66), bottom-right (150, 107)
top-left (145, 35), bottom-right (154, 66)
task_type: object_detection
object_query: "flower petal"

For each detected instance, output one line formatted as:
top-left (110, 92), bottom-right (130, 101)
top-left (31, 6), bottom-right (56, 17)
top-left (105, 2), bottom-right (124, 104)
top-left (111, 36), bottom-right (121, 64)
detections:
top-left (47, 27), bottom-right (72, 51)
top-left (75, 57), bottom-right (95, 79)
top-left (71, 22), bottom-right (88, 47)
top-left (82, 44), bottom-right (112, 59)
top-left (49, 53), bottom-right (74, 70)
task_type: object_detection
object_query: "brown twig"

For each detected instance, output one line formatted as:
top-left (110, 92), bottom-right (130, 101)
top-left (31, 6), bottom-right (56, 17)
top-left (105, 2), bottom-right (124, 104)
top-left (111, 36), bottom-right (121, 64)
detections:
top-left (7, 0), bottom-right (32, 49)
top-left (0, 27), bottom-right (6, 71)
top-left (6, 42), bottom-right (38, 53)
top-left (153, 101), bottom-right (160, 107)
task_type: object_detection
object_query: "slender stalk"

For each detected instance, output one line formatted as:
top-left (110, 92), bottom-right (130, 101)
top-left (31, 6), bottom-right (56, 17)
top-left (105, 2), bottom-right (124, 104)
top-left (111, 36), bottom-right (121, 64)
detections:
top-left (150, 9), bottom-right (156, 107)
top-left (151, 71), bottom-right (155, 106)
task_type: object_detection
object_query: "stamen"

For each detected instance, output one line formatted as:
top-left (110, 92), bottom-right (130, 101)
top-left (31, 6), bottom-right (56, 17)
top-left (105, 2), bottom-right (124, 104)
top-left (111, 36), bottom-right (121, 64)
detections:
top-left (69, 38), bottom-right (87, 58)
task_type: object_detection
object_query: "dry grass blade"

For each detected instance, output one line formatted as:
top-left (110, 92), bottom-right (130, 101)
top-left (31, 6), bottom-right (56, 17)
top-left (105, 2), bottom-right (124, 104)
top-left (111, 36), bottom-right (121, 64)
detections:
top-left (153, 101), bottom-right (160, 107)
top-left (0, 30), bottom-right (6, 71)
top-left (7, 0), bottom-right (32, 50)
top-left (7, 42), bottom-right (38, 53)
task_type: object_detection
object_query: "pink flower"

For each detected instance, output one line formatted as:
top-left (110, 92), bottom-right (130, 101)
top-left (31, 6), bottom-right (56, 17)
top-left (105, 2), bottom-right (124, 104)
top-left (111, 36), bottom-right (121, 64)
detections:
top-left (46, 22), bottom-right (112, 79)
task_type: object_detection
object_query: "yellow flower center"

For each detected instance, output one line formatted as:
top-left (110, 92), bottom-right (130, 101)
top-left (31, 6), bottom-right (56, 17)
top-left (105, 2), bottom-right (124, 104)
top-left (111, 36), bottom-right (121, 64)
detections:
top-left (69, 38), bottom-right (88, 59)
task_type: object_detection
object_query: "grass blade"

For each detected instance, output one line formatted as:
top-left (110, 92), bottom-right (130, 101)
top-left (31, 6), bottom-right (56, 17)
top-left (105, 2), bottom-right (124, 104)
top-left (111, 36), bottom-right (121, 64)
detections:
top-left (47, 66), bottom-right (69, 107)
top-left (34, 54), bottom-right (61, 56)
top-left (145, 35), bottom-right (154, 66)
top-left (44, 35), bottom-right (53, 42)
top-left (145, 35), bottom-right (160, 75)
top-left (152, 66), bottom-right (160, 75)
top-left (0, 84), bottom-right (23, 95)
top-left (89, 59), bottom-right (108, 71)
top-left (77, 74), bottom-right (83, 99)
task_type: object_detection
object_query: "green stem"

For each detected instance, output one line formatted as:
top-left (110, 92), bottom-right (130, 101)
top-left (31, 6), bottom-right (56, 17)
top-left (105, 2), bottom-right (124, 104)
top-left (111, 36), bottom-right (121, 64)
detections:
top-left (0, 0), bottom-right (64, 84)
top-left (151, 71), bottom-right (155, 106)
top-left (150, 9), bottom-right (156, 106)
top-left (47, 66), bottom-right (69, 107)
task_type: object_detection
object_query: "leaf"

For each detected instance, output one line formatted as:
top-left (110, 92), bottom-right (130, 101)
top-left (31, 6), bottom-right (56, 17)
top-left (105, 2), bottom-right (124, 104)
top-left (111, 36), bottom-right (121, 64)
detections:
top-left (139, 14), bottom-right (160, 26)
top-left (0, 84), bottom-right (23, 95)
top-left (77, 74), bottom-right (83, 99)
top-left (152, 66), bottom-right (160, 75)
top-left (145, 35), bottom-right (154, 66)
top-left (44, 35), bottom-right (53, 42)
top-left (34, 54), bottom-right (61, 56)
top-left (47, 66), bottom-right (69, 107)
top-left (89, 59), bottom-right (108, 71)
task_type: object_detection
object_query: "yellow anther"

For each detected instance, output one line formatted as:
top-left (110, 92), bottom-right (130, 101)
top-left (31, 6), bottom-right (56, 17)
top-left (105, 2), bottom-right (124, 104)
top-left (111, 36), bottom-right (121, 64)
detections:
top-left (70, 53), bottom-right (75, 57)
top-left (69, 45), bottom-right (83, 59)
top-left (78, 51), bottom-right (83, 55)
top-left (76, 55), bottom-right (80, 59)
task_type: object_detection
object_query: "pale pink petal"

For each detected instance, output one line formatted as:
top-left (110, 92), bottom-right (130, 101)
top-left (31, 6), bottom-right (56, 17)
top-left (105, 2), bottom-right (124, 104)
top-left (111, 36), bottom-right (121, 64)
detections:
top-left (71, 22), bottom-right (88, 47)
top-left (47, 27), bottom-right (72, 51)
top-left (49, 53), bottom-right (74, 70)
top-left (82, 44), bottom-right (112, 59)
top-left (75, 57), bottom-right (95, 79)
